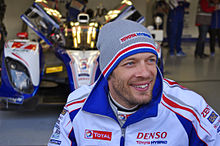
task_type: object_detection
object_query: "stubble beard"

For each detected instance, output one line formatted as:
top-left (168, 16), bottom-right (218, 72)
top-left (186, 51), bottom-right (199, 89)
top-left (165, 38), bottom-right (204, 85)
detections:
top-left (109, 77), bottom-right (153, 108)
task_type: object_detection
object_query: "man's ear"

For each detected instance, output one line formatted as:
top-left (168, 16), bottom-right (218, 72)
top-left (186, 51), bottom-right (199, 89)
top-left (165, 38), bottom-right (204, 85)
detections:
top-left (108, 71), bottom-right (115, 81)
top-left (108, 73), bottom-right (112, 80)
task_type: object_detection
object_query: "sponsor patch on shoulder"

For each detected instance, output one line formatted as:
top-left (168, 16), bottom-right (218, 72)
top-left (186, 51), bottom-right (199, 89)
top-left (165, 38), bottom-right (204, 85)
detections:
top-left (61, 108), bottom-right (68, 115)
top-left (84, 129), bottom-right (112, 141)
top-left (201, 105), bottom-right (211, 118)
top-left (214, 119), bottom-right (220, 129)
top-left (49, 139), bottom-right (61, 145)
top-left (207, 111), bottom-right (218, 124)
top-left (217, 126), bottom-right (220, 135)
top-left (51, 128), bottom-right (60, 139)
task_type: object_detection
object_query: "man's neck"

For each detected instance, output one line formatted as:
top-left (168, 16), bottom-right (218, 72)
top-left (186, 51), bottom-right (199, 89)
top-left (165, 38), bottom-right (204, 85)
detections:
top-left (109, 93), bottom-right (139, 112)
top-left (108, 93), bottom-right (140, 126)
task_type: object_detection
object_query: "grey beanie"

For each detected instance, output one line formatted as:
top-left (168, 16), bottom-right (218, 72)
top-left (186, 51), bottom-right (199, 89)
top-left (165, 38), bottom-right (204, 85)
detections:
top-left (96, 20), bottom-right (158, 78)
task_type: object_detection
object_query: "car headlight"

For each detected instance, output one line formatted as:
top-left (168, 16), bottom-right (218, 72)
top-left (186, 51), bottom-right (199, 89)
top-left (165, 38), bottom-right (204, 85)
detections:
top-left (5, 57), bottom-right (34, 94)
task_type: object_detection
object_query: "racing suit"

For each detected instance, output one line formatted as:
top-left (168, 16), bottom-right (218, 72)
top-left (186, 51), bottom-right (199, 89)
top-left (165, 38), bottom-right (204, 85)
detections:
top-left (48, 66), bottom-right (220, 146)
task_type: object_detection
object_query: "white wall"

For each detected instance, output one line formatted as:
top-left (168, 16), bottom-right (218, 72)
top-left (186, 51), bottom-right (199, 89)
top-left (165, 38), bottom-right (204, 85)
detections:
top-left (182, 0), bottom-right (199, 38)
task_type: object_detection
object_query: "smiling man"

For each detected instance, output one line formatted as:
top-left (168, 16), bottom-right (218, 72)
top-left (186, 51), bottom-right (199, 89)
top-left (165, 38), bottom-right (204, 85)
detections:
top-left (48, 20), bottom-right (220, 146)
top-left (108, 52), bottom-right (157, 108)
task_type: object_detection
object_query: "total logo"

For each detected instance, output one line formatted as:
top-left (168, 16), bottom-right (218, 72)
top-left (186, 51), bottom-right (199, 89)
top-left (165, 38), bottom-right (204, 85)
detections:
top-left (84, 129), bottom-right (112, 141)
top-left (80, 61), bottom-right (88, 70)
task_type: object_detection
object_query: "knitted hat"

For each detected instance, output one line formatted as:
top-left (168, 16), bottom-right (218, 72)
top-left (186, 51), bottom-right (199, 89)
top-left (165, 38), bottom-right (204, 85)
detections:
top-left (96, 20), bottom-right (158, 78)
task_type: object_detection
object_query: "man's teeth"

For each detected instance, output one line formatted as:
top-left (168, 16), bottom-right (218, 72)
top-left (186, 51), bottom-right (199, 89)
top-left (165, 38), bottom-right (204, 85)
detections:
top-left (134, 84), bottom-right (149, 88)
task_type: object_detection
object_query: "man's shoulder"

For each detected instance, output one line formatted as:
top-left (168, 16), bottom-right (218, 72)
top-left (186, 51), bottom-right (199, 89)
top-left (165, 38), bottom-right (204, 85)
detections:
top-left (65, 85), bottom-right (93, 112)
top-left (162, 78), bottom-right (208, 120)
top-left (162, 78), bottom-right (220, 138)
top-left (162, 78), bottom-right (205, 110)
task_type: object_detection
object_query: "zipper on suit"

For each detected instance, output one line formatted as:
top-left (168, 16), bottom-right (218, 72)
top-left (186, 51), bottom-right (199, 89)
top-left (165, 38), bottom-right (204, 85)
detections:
top-left (120, 127), bottom-right (125, 146)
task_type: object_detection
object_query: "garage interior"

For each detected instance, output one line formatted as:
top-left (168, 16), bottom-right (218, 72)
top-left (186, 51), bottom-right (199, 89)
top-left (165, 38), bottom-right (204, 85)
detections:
top-left (0, 0), bottom-right (219, 145)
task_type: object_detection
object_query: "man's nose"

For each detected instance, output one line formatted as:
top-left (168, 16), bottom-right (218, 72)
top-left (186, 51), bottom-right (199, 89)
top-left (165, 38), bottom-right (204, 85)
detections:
top-left (135, 63), bottom-right (151, 78)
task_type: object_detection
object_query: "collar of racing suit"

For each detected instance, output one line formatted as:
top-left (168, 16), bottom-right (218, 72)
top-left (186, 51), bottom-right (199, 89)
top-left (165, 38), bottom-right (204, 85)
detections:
top-left (82, 66), bottom-right (163, 128)
top-left (108, 92), bottom-right (139, 126)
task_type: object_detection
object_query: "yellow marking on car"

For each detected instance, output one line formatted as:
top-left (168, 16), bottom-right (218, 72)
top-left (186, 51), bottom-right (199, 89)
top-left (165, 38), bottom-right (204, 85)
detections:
top-left (46, 66), bottom-right (63, 74)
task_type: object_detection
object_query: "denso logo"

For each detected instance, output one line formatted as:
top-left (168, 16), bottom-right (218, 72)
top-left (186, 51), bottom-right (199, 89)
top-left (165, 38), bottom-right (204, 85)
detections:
top-left (84, 129), bottom-right (112, 141)
top-left (137, 132), bottom-right (167, 140)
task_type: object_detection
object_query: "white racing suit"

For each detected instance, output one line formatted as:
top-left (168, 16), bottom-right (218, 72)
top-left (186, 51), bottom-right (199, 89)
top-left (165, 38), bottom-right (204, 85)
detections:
top-left (48, 71), bottom-right (220, 146)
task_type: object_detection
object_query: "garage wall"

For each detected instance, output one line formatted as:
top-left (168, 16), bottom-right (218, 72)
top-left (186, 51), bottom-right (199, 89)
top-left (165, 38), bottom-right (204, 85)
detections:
top-left (182, 0), bottom-right (199, 38)
top-left (3, 0), bottom-right (34, 39)
top-left (3, 0), bottom-right (199, 40)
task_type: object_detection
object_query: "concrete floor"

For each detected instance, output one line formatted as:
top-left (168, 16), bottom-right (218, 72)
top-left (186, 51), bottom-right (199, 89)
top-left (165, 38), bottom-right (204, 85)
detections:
top-left (0, 106), bottom-right (62, 146)
top-left (0, 41), bottom-right (219, 145)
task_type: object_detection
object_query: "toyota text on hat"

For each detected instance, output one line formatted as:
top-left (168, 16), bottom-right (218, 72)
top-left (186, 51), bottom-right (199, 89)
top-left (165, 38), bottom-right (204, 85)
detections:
top-left (120, 32), bottom-right (152, 43)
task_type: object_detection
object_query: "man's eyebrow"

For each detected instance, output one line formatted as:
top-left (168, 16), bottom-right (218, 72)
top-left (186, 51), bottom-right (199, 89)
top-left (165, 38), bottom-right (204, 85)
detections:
top-left (125, 54), bottom-right (156, 60)
top-left (122, 57), bottom-right (136, 62)
top-left (149, 55), bottom-right (157, 58)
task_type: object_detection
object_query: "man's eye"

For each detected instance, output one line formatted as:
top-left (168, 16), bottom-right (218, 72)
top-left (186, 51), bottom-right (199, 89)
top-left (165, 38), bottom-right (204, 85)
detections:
top-left (149, 58), bottom-right (156, 63)
top-left (124, 62), bottom-right (134, 66)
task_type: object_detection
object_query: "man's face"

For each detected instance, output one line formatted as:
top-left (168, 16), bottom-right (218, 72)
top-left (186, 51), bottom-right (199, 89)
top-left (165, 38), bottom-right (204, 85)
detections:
top-left (108, 52), bottom-right (157, 108)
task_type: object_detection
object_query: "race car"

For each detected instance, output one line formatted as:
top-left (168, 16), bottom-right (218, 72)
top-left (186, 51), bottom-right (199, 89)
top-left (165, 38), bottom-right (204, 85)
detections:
top-left (0, 0), bottom-right (163, 110)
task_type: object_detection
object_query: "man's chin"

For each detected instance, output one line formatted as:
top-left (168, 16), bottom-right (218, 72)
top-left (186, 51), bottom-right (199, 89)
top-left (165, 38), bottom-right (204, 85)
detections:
top-left (133, 94), bottom-right (152, 105)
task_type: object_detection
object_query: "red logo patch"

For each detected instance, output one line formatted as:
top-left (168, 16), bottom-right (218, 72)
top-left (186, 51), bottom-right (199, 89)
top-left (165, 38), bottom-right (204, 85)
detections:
top-left (84, 129), bottom-right (112, 141)
top-left (201, 105), bottom-right (211, 118)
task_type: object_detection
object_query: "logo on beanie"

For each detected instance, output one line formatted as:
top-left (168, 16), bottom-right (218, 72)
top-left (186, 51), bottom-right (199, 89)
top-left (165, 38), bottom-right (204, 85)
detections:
top-left (120, 32), bottom-right (152, 43)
